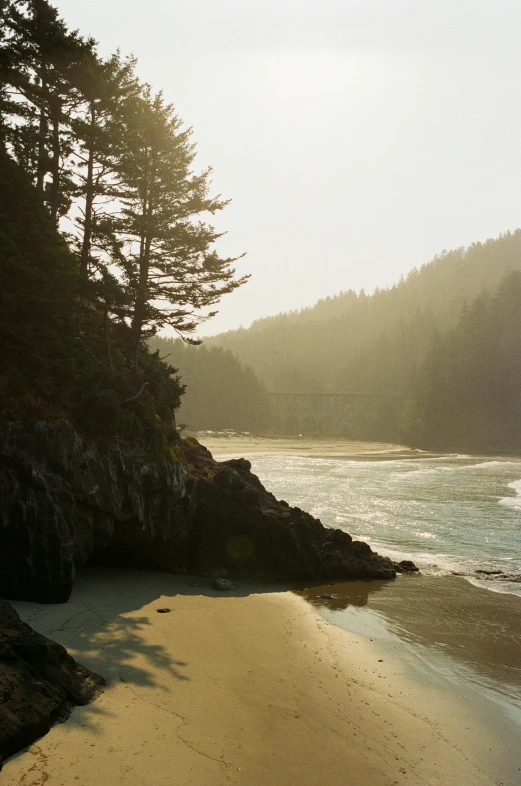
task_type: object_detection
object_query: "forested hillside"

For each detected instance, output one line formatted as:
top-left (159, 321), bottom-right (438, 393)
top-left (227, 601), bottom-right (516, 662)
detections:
top-left (208, 232), bottom-right (521, 396)
top-left (149, 337), bottom-right (271, 432)
top-left (0, 0), bottom-right (245, 446)
top-left (208, 232), bottom-right (521, 450)
top-left (406, 272), bottom-right (521, 453)
top-left (3, 2), bottom-right (520, 453)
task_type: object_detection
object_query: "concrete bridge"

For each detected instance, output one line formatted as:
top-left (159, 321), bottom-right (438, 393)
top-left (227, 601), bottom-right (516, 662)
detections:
top-left (270, 392), bottom-right (404, 436)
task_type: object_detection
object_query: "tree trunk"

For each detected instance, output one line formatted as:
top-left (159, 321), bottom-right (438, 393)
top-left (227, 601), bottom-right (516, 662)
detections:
top-left (80, 104), bottom-right (96, 274)
top-left (131, 152), bottom-right (153, 368)
top-left (104, 303), bottom-right (115, 375)
top-left (36, 70), bottom-right (48, 194)
top-left (49, 97), bottom-right (61, 224)
top-left (132, 247), bottom-right (149, 369)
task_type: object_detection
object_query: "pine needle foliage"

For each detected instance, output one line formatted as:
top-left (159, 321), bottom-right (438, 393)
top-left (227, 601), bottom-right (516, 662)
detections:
top-left (0, 0), bottom-right (247, 447)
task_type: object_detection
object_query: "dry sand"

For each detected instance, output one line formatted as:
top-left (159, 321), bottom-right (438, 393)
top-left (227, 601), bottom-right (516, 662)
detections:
top-left (195, 433), bottom-right (441, 461)
top-left (3, 568), bottom-right (513, 786)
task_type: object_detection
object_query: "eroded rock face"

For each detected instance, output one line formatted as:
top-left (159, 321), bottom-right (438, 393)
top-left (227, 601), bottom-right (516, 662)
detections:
top-left (0, 420), bottom-right (396, 604)
top-left (182, 440), bottom-right (396, 581)
top-left (0, 420), bottom-right (190, 603)
top-left (0, 597), bottom-right (104, 768)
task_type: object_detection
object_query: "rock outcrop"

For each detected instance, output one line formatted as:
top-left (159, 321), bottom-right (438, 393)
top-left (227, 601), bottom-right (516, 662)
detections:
top-left (0, 420), bottom-right (396, 604)
top-left (182, 439), bottom-right (396, 581)
top-left (0, 420), bottom-right (190, 603)
top-left (0, 597), bottom-right (104, 769)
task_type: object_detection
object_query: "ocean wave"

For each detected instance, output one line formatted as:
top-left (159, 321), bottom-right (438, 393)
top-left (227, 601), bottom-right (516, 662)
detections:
top-left (471, 460), bottom-right (521, 469)
top-left (498, 477), bottom-right (521, 509)
top-left (498, 498), bottom-right (521, 509)
top-left (391, 459), bottom-right (521, 481)
top-left (366, 541), bottom-right (521, 597)
top-left (466, 576), bottom-right (521, 599)
top-left (391, 465), bottom-right (474, 479)
top-left (253, 454), bottom-right (521, 601)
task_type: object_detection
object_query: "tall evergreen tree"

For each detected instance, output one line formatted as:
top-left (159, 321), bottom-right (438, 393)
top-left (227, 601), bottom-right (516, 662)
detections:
top-left (71, 52), bottom-right (139, 277)
top-left (114, 89), bottom-right (247, 363)
top-left (1, 0), bottom-right (248, 436)
top-left (1, 0), bottom-right (95, 222)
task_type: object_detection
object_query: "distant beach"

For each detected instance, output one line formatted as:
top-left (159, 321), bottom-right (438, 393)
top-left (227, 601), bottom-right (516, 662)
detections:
top-left (4, 568), bottom-right (516, 785)
top-left (196, 431), bottom-right (442, 461)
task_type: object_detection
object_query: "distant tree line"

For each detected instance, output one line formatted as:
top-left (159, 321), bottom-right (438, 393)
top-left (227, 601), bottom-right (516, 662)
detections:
top-left (149, 337), bottom-right (272, 433)
top-left (207, 232), bottom-right (521, 451)
top-left (406, 272), bottom-right (521, 453)
top-left (0, 0), bottom-right (246, 444)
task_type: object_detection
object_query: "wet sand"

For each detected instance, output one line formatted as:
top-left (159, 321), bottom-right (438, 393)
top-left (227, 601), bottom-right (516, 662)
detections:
top-left (299, 575), bottom-right (521, 757)
top-left (196, 433), bottom-right (439, 461)
top-left (3, 568), bottom-right (518, 785)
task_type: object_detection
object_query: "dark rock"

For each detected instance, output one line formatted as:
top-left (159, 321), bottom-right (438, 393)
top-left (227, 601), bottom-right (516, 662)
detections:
top-left (213, 578), bottom-right (235, 591)
top-left (0, 422), bottom-right (397, 603)
top-left (214, 467), bottom-right (245, 491)
top-left (222, 457), bottom-right (252, 473)
top-left (475, 569), bottom-right (504, 575)
top-left (182, 437), bottom-right (396, 582)
top-left (477, 572), bottom-right (521, 583)
top-left (394, 560), bottom-right (420, 573)
top-left (0, 420), bottom-right (190, 603)
top-left (156, 608), bottom-right (171, 614)
top-left (0, 597), bottom-right (104, 765)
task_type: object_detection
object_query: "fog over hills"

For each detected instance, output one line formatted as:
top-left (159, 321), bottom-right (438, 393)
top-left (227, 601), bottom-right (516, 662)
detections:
top-left (206, 230), bottom-right (521, 399)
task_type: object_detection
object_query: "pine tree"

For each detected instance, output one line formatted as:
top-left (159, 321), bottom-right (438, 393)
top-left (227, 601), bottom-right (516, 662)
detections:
top-left (113, 89), bottom-right (247, 363)
top-left (71, 52), bottom-right (140, 277)
top-left (1, 0), bottom-right (95, 222)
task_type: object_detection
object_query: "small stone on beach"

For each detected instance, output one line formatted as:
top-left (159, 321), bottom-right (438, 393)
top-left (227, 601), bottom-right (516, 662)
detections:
top-left (213, 578), bottom-right (235, 591)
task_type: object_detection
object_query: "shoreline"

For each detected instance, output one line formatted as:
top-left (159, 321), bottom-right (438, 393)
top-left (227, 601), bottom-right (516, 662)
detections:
top-left (4, 568), bottom-right (518, 785)
top-left (299, 575), bottom-right (521, 741)
top-left (195, 433), bottom-right (445, 461)
top-left (202, 435), bottom-right (521, 602)
top-left (196, 433), bottom-right (521, 461)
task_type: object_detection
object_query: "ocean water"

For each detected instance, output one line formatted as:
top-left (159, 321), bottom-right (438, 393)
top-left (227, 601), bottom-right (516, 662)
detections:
top-left (247, 454), bottom-right (521, 597)
top-left (243, 450), bottom-right (521, 772)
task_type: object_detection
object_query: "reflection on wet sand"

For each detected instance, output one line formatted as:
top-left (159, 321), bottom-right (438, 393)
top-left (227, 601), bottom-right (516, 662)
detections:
top-left (296, 575), bottom-right (521, 696)
top-left (296, 577), bottom-right (393, 610)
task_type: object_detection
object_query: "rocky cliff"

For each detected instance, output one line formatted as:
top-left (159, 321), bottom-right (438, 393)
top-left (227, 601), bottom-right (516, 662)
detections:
top-left (0, 420), bottom-right (396, 604)
top-left (0, 597), bottom-right (104, 769)
top-left (181, 438), bottom-right (396, 581)
top-left (0, 420), bottom-right (190, 603)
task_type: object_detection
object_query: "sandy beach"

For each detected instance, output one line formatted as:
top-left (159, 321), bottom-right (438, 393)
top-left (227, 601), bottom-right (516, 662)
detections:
top-left (195, 432), bottom-right (441, 461)
top-left (3, 567), bottom-right (516, 786)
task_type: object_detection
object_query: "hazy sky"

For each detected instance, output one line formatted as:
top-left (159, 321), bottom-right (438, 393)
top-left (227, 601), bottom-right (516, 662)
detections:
top-left (55, 0), bottom-right (521, 335)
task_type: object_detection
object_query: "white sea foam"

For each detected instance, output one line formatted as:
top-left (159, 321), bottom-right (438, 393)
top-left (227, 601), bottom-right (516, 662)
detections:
top-left (391, 467), bottom-right (440, 478)
top-left (498, 477), bottom-right (521, 509)
top-left (472, 460), bottom-right (520, 469)
top-left (466, 576), bottom-right (521, 599)
top-left (391, 459), bottom-right (521, 481)
top-left (252, 453), bottom-right (521, 600)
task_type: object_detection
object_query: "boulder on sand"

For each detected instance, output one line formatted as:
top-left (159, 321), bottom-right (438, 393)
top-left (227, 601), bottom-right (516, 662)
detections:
top-left (0, 597), bottom-right (104, 769)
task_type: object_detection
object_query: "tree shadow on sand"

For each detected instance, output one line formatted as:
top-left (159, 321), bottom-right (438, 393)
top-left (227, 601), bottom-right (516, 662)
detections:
top-left (11, 566), bottom-right (289, 695)
top-left (7, 566), bottom-right (302, 747)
